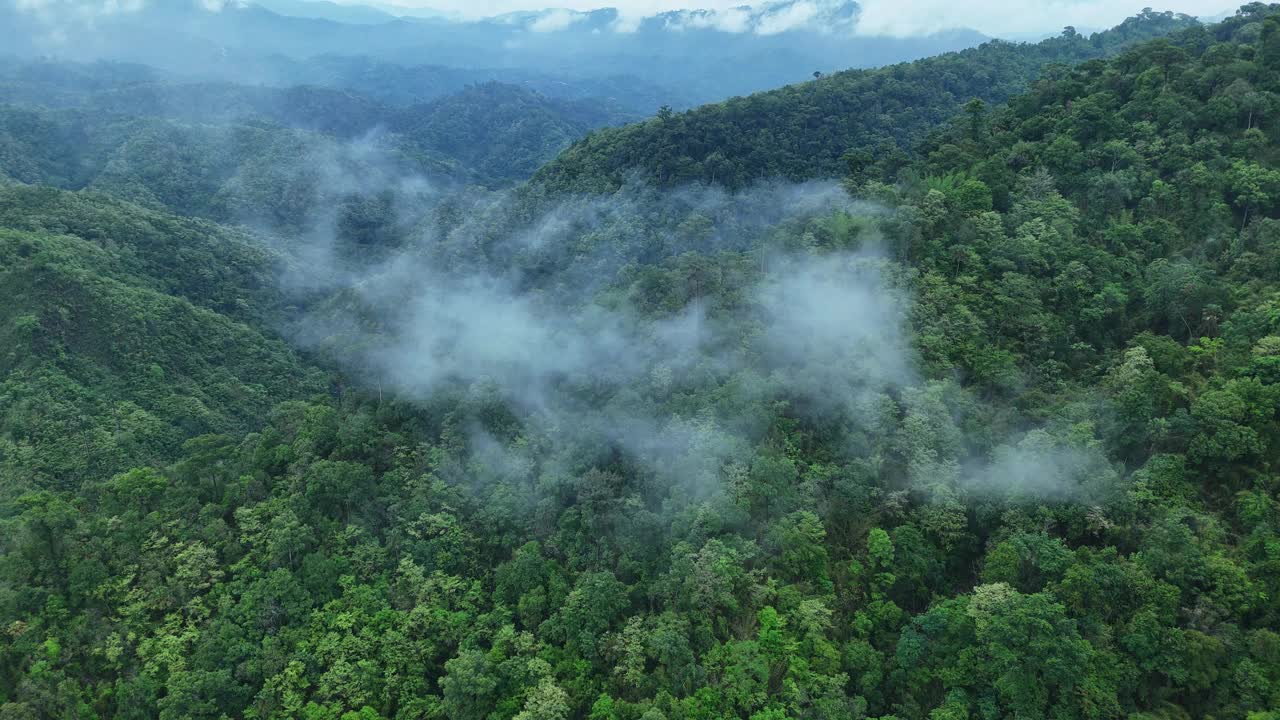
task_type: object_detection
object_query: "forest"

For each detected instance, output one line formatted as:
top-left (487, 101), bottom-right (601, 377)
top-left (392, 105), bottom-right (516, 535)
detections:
top-left (2, 2), bottom-right (1280, 720)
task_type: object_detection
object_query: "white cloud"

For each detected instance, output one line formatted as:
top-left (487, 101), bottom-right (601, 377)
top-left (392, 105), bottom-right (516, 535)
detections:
top-left (11, 0), bottom-right (241, 21)
top-left (528, 7), bottom-right (586, 30)
top-left (755, 0), bottom-right (820, 35)
top-left (659, 0), bottom-right (859, 35)
top-left (367, 0), bottom-right (1234, 36)
top-left (10, 0), bottom-right (1239, 38)
top-left (11, 0), bottom-right (148, 45)
top-left (610, 12), bottom-right (643, 31)
top-left (840, 0), bottom-right (1230, 36)
top-left (664, 7), bottom-right (752, 32)
top-left (14, 0), bottom-right (146, 16)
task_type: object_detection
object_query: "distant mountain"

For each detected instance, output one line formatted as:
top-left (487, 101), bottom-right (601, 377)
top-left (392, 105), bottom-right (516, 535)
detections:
top-left (0, 46), bottom-right (685, 118)
top-left (263, 55), bottom-right (690, 112)
top-left (524, 8), bottom-right (1202, 195)
top-left (0, 64), bottom-right (642, 198)
top-left (391, 82), bottom-right (643, 183)
top-left (367, 1), bottom-right (454, 20)
top-left (564, 0), bottom-right (862, 35)
top-left (0, 57), bottom-right (161, 108)
top-left (252, 0), bottom-right (398, 24)
top-left (0, 0), bottom-right (991, 106)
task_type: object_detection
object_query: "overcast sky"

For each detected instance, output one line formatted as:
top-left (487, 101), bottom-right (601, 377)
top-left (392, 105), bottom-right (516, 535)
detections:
top-left (375, 0), bottom-right (1237, 36)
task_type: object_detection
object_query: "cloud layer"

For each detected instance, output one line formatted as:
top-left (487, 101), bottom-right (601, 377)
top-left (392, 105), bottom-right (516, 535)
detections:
top-left (388, 0), bottom-right (1233, 36)
top-left (8, 0), bottom-right (1236, 37)
top-left (854, 0), bottom-right (1230, 36)
top-left (259, 134), bottom-right (1113, 504)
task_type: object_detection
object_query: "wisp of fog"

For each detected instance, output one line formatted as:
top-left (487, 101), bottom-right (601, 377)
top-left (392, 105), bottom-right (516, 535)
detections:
top-left (264, 137), bottom-right (1115, 505)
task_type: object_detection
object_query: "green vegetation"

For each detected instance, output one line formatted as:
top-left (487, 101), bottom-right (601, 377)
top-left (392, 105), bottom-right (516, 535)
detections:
top-left (390, 83), bottom-right (641, 184)
top-left (527, 9), bottom-right (1199, 195)
top-left (0, 186), bottom-right (326, 490)
top-left (2, 5), bottom-right (1280, 720)
top-left (0, 81), bottom-right (636, 197)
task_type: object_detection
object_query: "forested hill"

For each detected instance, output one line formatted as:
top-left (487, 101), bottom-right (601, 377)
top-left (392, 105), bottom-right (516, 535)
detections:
top-left (0, 53), bottom-right (685, 116)
top-left (525, 8), bottom-right (1200, 196)
top-left (0, 77), bottom-right (638, 193)
top-left (3, 5), bottom-right (1280, 720)
top-left (389, 83), bottom-right (640, 183)
top-left (0, 186), bottom-right (327, 489)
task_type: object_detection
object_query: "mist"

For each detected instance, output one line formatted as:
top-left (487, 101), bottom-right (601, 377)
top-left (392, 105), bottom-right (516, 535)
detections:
top-left (348, 0), bottom-right (1231, 36)
top-left (254, 132), bottom-right (1115, 506)
top-left (0, 0), bottom-right (992, 107)
top-left (238, 130), bottom-right (899, 498)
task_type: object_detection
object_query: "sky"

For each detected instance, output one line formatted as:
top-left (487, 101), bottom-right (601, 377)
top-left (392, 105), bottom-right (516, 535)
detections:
top-left (371, 0), bottom-right (1237, 36)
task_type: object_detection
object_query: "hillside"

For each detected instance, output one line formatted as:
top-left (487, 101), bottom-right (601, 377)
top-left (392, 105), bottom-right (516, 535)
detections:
top-left (0, 77), bottom-right (634, 214)
top-left (389, 83), bottom-right (643, 183)
top-left (272, 55), bottom-right (688, 112)
top-left (0, 53), bottom-right (685, 116)
top-left (526, 8), bottom-right (1201, 195)
top-left (0, 187), bottom-right (327, 490)
top-left (0, 6), bottom-right (1279, 720)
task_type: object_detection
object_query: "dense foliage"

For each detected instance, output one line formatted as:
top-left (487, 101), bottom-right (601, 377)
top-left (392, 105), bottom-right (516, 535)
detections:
top-left (527, 9), bottom-right (1200, 195)
top-left (2, 5), bottom-right (1280, 720)
top-left (0, 78), bottom-right (635, 193)
top-left (0, 54), bottom-right (680, 115)
top-left (0, 186), bottom-right (327, 491)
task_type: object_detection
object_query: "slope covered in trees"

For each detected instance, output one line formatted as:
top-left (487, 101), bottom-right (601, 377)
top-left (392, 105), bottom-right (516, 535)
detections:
top-left (0, 53), bottom-right (683, 116)
top-left (0, 186), bottom-right (327, 491)
top-left (526, 9), bottom-right (1200, 195)
top-left (2, 5), bottom-right (1280, 720)
top-left (0, 77), bottom-right (637, 195)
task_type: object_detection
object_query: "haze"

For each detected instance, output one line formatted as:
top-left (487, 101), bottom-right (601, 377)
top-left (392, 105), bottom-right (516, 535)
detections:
top-left (371, 0), bottom-right (1234, 35)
